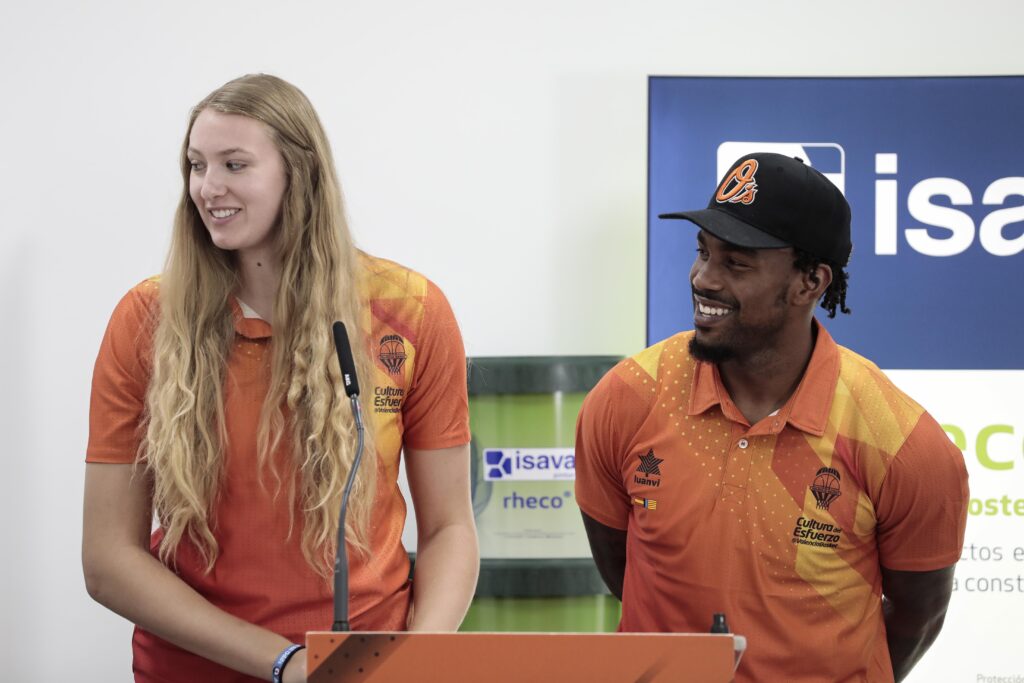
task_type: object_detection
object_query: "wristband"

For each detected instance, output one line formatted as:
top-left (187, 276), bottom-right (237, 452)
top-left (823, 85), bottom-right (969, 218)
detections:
top-left (272, 644), bottom-right (305, 683)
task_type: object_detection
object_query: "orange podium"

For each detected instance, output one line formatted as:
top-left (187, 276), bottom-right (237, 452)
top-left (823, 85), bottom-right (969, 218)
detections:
top-left (306, 631), bottom-right (744, 682)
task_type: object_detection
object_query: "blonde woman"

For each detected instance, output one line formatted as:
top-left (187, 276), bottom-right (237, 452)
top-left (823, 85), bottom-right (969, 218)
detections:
top-left (82, 74), bottom-right (479, 683)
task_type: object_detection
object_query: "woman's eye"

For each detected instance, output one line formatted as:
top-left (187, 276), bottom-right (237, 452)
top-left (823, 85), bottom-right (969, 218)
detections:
top-left (189, 160), bottom-right (205, 172)
top-left (226, 161), bottom-right (246, 171)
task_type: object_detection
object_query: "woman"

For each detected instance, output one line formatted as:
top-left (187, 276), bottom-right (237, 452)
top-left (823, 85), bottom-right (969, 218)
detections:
top-left (82, 74), bottom-right (479, 683)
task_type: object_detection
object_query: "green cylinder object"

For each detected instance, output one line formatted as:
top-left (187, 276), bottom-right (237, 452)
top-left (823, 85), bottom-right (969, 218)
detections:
top-left (460, 356), bottom-right (622, 633)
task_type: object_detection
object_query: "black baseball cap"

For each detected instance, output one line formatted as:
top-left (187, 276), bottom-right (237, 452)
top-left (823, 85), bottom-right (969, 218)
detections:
top-left (659, 152), bottom-right (852, 265)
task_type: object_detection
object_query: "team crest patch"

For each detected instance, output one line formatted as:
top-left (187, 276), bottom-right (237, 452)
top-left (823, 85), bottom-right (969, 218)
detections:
top-left (789, 467), bottom-right (844, 550)
top-left (378, 334), bottom-right (407, 374)
top-left (810, 466), bottom-right (842, 511)
top-left (715, 158), bottom-right (759, 205)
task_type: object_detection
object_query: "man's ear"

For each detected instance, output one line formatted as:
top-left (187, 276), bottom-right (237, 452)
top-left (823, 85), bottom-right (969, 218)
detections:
top-left (793, 264), bottom-right (833, 306)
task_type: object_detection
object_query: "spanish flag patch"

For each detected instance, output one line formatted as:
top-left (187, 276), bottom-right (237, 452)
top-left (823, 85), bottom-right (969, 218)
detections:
top-left (633, 497), bottom-right (657, 510)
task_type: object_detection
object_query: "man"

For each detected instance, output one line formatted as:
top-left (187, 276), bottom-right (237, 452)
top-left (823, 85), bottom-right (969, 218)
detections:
top-left (575, 153), bottom-right (968, 683)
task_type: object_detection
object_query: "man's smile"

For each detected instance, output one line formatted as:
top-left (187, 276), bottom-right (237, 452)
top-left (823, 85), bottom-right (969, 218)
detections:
top-left (693, 292), bottom-right (736, 327)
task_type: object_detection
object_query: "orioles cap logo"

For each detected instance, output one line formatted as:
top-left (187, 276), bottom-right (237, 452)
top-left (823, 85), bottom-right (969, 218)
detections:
top-left (715, 158), bottom-right (759, 205)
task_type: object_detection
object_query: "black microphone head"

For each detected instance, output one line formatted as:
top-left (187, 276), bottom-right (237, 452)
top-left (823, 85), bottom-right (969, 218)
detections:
top-left (332, 321), bottom-right (361, 397)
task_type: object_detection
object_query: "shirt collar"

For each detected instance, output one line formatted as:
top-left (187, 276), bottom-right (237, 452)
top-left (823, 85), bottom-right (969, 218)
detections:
top-left (687, 321), bottom-right (840, 436)
top-left (230, 297), bottom-right (273, 340)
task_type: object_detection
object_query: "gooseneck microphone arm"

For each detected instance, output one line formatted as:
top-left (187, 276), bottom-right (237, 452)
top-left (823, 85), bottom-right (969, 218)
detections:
top-left (331, 321), bottom-right (365, 632)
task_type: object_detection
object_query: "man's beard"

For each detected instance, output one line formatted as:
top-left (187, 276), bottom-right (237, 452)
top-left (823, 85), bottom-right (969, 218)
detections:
top-left (689, 287), bottom-right (788, 364)
top-left (689, 333), bottom-right (738, 363)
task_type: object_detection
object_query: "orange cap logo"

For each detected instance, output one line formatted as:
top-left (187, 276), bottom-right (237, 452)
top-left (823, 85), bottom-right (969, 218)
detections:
top-left (715, 159), bottom-right (759, 205)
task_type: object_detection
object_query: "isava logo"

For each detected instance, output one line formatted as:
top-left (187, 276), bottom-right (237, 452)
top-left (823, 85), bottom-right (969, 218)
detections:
top-left (483, 448), bottom-right (576, 481)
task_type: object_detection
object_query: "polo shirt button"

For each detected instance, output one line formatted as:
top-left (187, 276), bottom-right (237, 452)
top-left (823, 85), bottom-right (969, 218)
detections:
top-left (738, 439), bottom-right (749, 449)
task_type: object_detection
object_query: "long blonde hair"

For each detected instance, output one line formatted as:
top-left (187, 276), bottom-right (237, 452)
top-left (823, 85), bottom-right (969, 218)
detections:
top-left (143, 74), bottom-right (376, 575)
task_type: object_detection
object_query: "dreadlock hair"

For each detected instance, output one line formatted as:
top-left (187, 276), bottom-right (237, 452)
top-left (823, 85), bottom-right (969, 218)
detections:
top-left (793, 248), bottom-right (851, 318)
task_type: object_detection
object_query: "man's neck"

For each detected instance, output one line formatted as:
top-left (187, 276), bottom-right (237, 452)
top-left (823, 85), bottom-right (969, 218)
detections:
top-left (717, 322), bottom-right (817, 426)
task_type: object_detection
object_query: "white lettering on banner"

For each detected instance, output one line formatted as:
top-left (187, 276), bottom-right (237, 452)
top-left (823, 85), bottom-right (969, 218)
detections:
top-left (874, 152), bottom-right (900, 255)
top-left (906, 178), bottom-right (976, 256)
top-left (874, 153), bottom-right (1024, 256)
top-left (981, 178), bottom-right (1024, 256)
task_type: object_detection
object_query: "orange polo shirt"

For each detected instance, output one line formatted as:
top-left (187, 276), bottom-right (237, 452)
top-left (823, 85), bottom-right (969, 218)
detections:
top-left (575, 324), bottom-right (968, 683)
top-left (86, 253), bottom-right (470, 683)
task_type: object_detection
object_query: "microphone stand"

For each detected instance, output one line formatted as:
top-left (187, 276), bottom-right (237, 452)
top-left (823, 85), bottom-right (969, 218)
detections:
top-left (331, 321), bottom-right (365, 632)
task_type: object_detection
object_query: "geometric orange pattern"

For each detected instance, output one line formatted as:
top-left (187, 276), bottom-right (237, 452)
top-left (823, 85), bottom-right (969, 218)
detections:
top-left (86, 253), bottom-right (470, 683)
top-left (575, 324), bottom-right (968, 683)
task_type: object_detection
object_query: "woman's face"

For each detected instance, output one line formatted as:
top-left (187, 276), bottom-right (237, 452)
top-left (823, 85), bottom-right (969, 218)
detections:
top-left (187, 109), bottom-right (288, 256)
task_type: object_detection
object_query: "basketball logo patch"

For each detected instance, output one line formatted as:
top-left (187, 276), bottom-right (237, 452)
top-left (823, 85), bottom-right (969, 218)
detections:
top-left (378, 334), bottom-right (407, 375)
top-left (810, 466), bottom-right (842, 511)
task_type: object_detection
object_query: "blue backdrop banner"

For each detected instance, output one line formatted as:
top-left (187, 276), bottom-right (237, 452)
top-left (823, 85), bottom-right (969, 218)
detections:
top-left (647, 76), bottom-right (1024, 369)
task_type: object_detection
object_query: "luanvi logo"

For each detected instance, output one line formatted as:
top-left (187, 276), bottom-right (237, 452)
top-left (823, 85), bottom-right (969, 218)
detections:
top-left (634, 449), bottom-right (663, 488)
top-left (378, 334), bottom-right (407, 375)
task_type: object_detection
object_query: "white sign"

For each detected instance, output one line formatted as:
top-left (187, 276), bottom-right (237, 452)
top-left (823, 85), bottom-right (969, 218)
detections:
top-left (483, 448), bottom-right (576, 481)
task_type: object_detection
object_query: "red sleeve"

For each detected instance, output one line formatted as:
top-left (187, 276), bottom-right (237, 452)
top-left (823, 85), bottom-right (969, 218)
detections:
top-left (400, 281), bottom-right (470, 450)
top-left (875, 411), bottom-right (970, 571)
top-left (574, 365), bottom-right (651, 531)
top-left (86, 281), bottom-right (159, 463)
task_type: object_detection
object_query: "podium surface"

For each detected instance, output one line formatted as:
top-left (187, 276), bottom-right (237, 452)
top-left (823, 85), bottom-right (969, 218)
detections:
top-left (307, 631), bottom-right (739, 682)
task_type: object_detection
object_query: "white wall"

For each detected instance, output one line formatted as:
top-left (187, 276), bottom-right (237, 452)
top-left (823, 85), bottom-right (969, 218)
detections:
top-left (1, 1), bottom-right (1022, 680)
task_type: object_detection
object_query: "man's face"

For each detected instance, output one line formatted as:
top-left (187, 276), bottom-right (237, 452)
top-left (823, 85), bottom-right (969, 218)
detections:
top-left (688, 230), bottom-right (799, 363)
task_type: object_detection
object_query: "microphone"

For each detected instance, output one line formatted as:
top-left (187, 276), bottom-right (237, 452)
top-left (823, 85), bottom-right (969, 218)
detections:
top-left (333, 321), bottom-right (360, 398)
top-left (331, 321), bottom-right (365, 632)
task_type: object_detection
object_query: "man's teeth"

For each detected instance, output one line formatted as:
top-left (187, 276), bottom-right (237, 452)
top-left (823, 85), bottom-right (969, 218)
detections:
top-left (698, 303), bottom-right (731, 316)
top-left (211, 208), bottom-right (240, 219)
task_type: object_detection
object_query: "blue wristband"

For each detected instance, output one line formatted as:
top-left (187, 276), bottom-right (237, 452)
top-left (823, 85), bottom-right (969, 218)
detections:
top-left (272, 644), bottom-right (305, 683)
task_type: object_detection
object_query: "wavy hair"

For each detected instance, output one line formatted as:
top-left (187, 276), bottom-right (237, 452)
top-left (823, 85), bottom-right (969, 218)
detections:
top-left (142, 74), bottom-right (377, 576)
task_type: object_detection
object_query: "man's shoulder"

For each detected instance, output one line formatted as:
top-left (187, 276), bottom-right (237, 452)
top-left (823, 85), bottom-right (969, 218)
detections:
top-left (831, 343), bottom-right (938, 455)
top-left (835, 344), bottom-right (924, 412)
top-left (616, 330), bottom-right (697, 384)
top-left (589, 331), bottom-right (697, 412)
